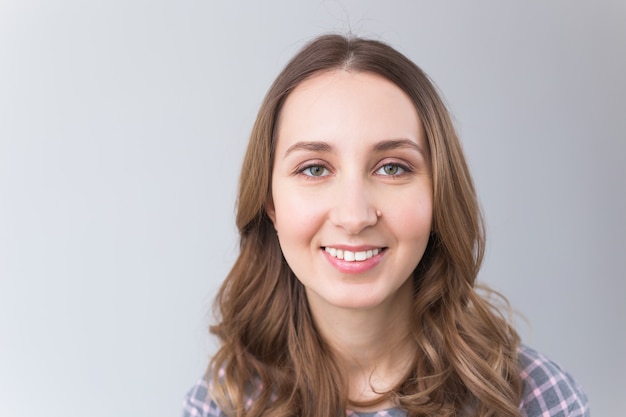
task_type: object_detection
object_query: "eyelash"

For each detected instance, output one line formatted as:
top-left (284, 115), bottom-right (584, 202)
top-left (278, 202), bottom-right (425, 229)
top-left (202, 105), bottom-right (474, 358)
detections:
top-left (375, 162), bottom-right (411, 176)
top-left (296, 160), bottom-right (412, 179)
top-left (297, 163), bottom-right (331, 178)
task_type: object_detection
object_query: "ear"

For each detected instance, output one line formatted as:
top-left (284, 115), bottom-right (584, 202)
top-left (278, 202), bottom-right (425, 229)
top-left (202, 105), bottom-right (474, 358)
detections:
top-left (265, 197), bottom-right (277, 225)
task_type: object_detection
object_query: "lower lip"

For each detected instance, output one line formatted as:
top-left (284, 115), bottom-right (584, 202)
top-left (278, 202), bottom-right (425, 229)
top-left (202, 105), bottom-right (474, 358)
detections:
top-left (321, 249), bottom-right (384, 274)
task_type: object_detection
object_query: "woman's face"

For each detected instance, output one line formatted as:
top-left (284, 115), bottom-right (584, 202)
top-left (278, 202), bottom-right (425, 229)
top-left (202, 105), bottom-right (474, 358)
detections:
top-left (267, 70), bottom-right (432, 314)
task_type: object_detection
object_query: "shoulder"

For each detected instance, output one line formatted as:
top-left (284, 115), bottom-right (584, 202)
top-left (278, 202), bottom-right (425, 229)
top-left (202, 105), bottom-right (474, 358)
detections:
top-left (181, 376), bottom-right (226, 417)
top-left (517, 345), bottom-right (590, 417)
top-left (182, 368), bottom-right (264, 417)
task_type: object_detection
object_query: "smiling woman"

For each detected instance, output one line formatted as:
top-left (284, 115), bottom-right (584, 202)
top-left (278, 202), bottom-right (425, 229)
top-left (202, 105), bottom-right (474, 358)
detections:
top-left (182, 34), bottom-right (589, 417)
top-left (268, 71), bottom-right (433, 316)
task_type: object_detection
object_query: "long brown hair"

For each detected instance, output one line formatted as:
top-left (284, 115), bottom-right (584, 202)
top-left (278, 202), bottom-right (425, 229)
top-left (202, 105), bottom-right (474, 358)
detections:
top-left (209, 34), bottom-right (522, 417)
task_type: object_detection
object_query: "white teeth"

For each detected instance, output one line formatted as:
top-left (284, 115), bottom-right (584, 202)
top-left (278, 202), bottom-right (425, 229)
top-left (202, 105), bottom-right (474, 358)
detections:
top-left (324, 247), bottom-right (382, 262)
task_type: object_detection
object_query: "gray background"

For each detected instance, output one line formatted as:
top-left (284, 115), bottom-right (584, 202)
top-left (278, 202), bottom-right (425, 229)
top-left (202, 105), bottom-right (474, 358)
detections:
top-left (1, 1), bottom-right (624, 416)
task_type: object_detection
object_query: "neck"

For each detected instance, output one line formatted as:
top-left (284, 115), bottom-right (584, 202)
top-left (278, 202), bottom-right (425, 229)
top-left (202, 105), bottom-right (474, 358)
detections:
top-left (307, 279), bottom-right (416, 409)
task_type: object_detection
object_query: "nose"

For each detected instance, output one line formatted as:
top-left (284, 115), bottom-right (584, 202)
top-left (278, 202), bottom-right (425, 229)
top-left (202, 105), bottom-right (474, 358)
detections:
top-left (329, 177), bottom-right (378, 235)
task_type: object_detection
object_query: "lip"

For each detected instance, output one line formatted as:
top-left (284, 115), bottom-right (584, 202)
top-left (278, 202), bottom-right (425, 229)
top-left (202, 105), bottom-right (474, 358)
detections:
top-left (321, 246), bottom-right (385, 274)
top-left (324, 244), bottom-right (381, 252)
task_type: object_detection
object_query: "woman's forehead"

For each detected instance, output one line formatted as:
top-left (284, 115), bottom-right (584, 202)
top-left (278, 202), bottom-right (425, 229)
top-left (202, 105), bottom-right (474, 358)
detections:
top-left (275, 70), bottom-right (424, 152)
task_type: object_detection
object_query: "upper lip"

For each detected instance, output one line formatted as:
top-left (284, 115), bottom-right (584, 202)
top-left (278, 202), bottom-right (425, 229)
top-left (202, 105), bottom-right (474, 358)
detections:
top-left (322, 244), bottom-right (385, 251)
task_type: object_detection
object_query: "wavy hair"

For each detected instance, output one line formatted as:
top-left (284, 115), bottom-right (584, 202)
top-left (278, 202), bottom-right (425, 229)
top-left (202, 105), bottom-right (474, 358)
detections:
top-left (208, 34), bottom-right (522, 417)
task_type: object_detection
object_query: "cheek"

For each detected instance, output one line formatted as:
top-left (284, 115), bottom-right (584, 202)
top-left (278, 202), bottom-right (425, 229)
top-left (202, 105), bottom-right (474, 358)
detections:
top-left (273, 192), bottom-right (325, 241)
top-left (388, 198), bottom-right (433, 272)
top-left (382, 193), bottom-right (433, 233)
top-left (414, 199), bottom-right (433, 229)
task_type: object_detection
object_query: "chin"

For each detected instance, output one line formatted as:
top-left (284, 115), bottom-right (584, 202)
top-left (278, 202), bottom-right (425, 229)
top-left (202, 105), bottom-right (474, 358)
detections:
top-left (323, 292), bottom-right (392, 311)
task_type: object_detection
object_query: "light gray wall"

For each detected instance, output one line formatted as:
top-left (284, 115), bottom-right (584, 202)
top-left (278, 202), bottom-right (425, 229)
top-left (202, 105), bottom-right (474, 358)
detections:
top-left (1, 1), bottom-right (624, 416)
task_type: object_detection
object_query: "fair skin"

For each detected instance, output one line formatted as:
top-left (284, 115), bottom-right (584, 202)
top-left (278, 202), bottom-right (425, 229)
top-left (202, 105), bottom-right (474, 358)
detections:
top-left (267, 70), bottom-right (433, 410)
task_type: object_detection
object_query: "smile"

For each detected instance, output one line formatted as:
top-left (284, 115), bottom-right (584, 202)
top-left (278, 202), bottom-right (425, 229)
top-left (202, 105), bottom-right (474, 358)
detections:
top-left (323, 247), bottom-right (382, 262)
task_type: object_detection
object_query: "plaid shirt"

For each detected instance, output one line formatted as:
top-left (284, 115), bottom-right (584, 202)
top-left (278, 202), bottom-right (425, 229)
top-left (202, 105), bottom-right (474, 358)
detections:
top-left (182, 345), bottom-right (589, 417)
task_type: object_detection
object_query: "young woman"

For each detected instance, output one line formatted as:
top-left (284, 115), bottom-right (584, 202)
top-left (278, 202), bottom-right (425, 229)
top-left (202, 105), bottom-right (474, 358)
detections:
top-left (182, 34), bottom-right (589, 417)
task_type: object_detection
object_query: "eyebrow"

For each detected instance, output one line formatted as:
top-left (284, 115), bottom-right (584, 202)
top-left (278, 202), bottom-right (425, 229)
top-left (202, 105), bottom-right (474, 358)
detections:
top-left (284, 141), bottom-right (333, 157)
top-left (283, 138), bottom-right (425, 158)
top-left (372, 138), bottom-right (426, 156)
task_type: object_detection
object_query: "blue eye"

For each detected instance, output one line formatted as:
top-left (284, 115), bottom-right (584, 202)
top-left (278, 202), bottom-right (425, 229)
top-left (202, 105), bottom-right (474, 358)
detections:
top-left (302, 165), bottom-right (329, 177)
top-left (376, 163), bottom-right (406, 176)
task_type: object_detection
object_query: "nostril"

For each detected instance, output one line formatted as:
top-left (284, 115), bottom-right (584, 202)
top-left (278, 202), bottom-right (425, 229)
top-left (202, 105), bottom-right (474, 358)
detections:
top-left (329, 204), bottom-right (380, 235)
